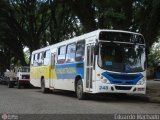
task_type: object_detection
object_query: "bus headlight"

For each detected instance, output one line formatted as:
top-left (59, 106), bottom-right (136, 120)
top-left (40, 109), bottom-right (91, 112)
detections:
top-left (137, 78), bottom-right (145, 85)
top-left (100, 76), bottom-right (110, 84)
top-left (101, 79), bottom-right (107, 83)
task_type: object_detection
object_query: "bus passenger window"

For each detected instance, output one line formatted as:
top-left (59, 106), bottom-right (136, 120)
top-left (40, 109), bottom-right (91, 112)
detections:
top-left (43, 50), bottom-right (50, 65)
top-left (51, 53), bottom-right (55, 67)
top-left (91, 45), bottom-right (94, 66)
top-left (31, 54), bottom-right (34, 66)
top-left (57, 46), bottom-right (66, 64)
top-left (76, 40), bottom-right (85, 61)
top-left (38, 52), bottom-right (43, 66)
top-left (33, 53), bottom-right (38, 66)
top-left (66, 43), bottom-right (76, 63)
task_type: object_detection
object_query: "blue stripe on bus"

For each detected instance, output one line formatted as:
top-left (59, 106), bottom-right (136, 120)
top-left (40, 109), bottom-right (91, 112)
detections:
top-left (102, 72), bottom-right (143, 85)
top-left (55, 62), bottom-right (84, 79)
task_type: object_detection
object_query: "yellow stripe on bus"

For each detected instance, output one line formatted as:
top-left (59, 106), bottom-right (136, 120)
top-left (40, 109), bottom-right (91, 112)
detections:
top-left (30, 65), bottom-right (57, 80)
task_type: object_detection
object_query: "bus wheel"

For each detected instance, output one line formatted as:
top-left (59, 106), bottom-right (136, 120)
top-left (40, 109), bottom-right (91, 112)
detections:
top-left (41, 78), bottom-right (47, 93)
top-left (76, 80), bottom-right (85, 100)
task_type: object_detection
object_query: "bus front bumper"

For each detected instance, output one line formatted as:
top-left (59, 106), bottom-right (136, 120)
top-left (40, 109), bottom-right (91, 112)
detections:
top-left (94, 82), bottom-right (146, 94)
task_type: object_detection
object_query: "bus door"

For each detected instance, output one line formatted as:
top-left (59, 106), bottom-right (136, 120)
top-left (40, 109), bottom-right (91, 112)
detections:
top-left (86, 43), bottom-right (95, 91)
top-left (50, 52), bottom-right (56, 88)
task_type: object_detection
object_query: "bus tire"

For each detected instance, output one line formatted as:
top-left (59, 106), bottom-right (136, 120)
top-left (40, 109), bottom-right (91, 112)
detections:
top-left (41, 78), bottom-right (48, 93)
top-left (76, 80), bottom-right (86, 100)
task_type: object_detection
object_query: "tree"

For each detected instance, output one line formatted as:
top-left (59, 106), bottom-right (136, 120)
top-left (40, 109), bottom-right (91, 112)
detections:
top-left (67, 0), bottom-right (160, 49)
top-left (134, 0), bottom-right (160, 48)
top-left (0, 0), bottom-right (160, 69)
top-left (0, 43), bottom-right (12, 73)
top-left (0, 0), bottom-right (53, 65)
top-left (67, 0), bottom-right (97, 32)
top-left (49, 0), bottom-right (83, 44)
top-left (0, 0), bottom-right (27, 66)
top-left (148, 40), bottom-right (160, 67)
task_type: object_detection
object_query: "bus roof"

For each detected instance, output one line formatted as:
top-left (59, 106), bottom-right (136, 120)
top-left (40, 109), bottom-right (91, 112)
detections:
top-left (32, 29), bottom-right (143, 54)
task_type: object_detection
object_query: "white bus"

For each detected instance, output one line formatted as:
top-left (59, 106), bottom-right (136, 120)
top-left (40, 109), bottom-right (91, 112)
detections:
top-left (30, 29), bottom-right (146, 99)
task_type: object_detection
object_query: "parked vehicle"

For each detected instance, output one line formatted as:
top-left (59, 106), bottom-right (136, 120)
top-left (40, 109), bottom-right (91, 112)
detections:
top-left (0, 74), bottom-right (8, 85)
top-left (4, 66), bottom-right (30, 88)
top-left (16, 67), bottom-right (30, 88)
top-left (0, 76), bottom-right (2, 84)
top-left (0, 73), bottom-right (7, 85)
top-left (4, 70), bottom-right (17, 88)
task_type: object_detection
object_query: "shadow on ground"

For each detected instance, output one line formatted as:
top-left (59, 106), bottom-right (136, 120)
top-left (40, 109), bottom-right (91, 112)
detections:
top-left (34, 88), bottom-right (150, 103)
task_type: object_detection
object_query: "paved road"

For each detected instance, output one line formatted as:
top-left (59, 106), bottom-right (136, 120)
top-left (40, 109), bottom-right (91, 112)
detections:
top-left (0, 85), bottom-right (160, 114)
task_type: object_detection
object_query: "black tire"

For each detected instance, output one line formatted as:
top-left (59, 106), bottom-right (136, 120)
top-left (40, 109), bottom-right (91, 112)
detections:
top-left (8, 81), bottom-right (13, 88)
top-left (41, 78), bottom-right (48, 93)
top-left (76, 80), bottom-right (86, 100)
top-left (17, 80), bottom-right (21, 89)
top-left (24, 83), bottom-right (31, 88)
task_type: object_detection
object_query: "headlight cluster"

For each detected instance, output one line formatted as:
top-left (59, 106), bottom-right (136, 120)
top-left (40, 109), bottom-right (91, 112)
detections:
top-left (100, 75), bottom-right (110, 83)
top-left (137, 78), bottom-right (145, 85)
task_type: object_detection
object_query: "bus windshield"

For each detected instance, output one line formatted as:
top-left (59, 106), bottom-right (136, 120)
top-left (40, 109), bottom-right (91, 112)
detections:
top-left (98, 42), bottom-right (146, 73)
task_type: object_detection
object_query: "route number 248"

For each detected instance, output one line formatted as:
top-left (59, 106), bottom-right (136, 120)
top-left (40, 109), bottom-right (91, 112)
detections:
top-left (99, 86), bottom-right (108, 90)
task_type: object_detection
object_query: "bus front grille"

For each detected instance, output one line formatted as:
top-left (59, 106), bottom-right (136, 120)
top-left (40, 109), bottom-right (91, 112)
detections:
top-left (102, 72), bottom-right (144, 85)
top-left (108, 74), bottom-right (137, 80)
top-left (112, 81), bottom-right (134, 85)
top-left (115, 86), bottom-right (132, 90)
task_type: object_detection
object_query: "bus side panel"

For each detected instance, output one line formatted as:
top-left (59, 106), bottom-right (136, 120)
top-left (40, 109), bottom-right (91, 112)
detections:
top-left (30, 65), bottom-right (51, 88)
top-left (54, 62), bottom-right (84, 91)
top-left (54, 79), bottom-right (75, 91)
top-left (49, 66), bottom-right (57, 88)
top-left (30, 66), bottom-right (39, 87)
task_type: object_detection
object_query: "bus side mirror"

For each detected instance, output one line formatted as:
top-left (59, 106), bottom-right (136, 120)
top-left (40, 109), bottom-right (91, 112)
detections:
top-left (94, 43), bottom-right (99, 55)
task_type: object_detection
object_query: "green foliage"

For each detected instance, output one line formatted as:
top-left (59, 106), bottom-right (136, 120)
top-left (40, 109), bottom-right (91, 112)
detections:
top-left (0, 0), bottom-right (160, 70)
top-left (148, 40), bottom-right (160, 67)
top-left (24, 49), bottom-right (30, 64)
